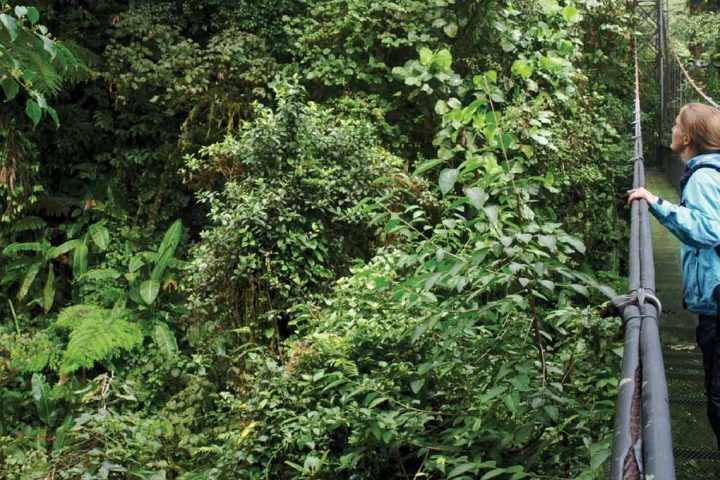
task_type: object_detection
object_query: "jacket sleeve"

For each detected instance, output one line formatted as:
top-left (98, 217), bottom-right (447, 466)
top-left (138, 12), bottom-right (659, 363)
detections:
top-left (649, 169), bottom-right (720, 249)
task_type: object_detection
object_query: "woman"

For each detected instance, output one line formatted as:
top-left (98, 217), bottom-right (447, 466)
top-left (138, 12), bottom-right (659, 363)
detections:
top-left (629, 102), bottom-right (720, 448)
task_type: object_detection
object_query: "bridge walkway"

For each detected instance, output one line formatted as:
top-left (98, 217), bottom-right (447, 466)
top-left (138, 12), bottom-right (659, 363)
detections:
top-left (647, 168), bottom-right (720, 478)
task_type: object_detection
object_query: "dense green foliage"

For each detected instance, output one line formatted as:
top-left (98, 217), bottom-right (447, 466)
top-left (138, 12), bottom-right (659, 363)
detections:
top-left (671, 0), bottom-right (720, 96)
top-left (0, 0), bottom-right (643, 478)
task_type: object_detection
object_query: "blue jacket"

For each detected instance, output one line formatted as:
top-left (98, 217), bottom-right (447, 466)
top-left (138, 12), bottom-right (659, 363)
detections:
top-left (650, 153), bottom-right (720, 316)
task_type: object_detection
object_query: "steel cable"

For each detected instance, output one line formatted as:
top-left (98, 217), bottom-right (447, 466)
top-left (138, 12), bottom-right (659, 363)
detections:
top-left (610, 36), bottom-right (675, 480)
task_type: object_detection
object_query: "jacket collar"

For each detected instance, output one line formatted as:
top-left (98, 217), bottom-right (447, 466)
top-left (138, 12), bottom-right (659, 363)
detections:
top-left (687, 152), bottom-right (720, 170)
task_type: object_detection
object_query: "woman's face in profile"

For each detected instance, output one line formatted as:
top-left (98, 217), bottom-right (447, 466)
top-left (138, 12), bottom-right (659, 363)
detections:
top-left (671, 114), bottom-right (690, 159)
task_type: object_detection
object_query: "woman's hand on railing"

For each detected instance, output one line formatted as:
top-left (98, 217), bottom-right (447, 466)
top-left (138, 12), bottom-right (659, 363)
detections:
top-left (628, 188), bottom-right (659, 206)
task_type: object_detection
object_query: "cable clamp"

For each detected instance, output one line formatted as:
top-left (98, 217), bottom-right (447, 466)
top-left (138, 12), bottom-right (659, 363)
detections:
top-left (611, 288), bottom-right (662, 322)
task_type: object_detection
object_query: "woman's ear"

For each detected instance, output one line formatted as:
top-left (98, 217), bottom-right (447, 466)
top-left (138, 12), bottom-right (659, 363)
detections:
top-left (684, 133), bottom-right (692, 147)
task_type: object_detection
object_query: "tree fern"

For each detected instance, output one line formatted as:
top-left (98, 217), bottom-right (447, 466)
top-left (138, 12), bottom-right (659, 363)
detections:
top-left (56, 304), bottom-right (106, 329)
top-left (56, 304), bottom-right (143, 375)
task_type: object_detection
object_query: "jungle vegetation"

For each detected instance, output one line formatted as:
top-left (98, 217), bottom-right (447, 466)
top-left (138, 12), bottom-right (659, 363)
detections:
top-left (0, 0), bottom-right (684, 478)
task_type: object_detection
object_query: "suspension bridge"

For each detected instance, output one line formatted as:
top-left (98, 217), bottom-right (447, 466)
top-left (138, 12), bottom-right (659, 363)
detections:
top-left (610, 1), bottom-right (720, 478)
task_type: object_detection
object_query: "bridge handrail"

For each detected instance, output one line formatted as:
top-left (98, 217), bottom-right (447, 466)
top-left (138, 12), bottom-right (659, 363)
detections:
top-left (609, 36), bottom-right (676, 480)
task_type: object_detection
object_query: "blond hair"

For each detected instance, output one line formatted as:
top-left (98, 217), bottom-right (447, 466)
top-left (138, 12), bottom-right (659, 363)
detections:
top-left (678, 103), bottom-right (720, 153)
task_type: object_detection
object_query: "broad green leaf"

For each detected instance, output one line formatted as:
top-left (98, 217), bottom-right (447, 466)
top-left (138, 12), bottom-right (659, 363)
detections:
top-left (569, 283), bottom-right (589, 297)
top-left (25, 99), bottom-right (41, 126)
top-left (539, 0), bottom-right (561, 14)
top-left (0, 14), bottom-right (18, 41)
top-left (435, 100), bottom-right (449, 115)
top-left (434, 49), bottom-right (452, 70)
top-left (410, 379), bottom-right (424, 393)
top-left (419, 47), bottom-right (433, 66)
top-left (45, 105), bottom-right (59, 128)
top-left (72, 242), bottom-right (88, 277)
top-left (1, 77), bottom-right (19, 101)
top-left (483, 205), bottom-right (499, 223)
top-left (139, 279), bottom-right (160, 305)
top-left (152, 322), bottom-right (178, 357)
top-left (511, 59), bottom-right (533, 80)
top-left (414, 158), bottom-right (444, 176)
top-left (439, 168), bottom-right (459, 195)
top-left (465, 187), bottom-right (488, 209)
top-left (563, 5), bottom-right (579, 22)
top-left (284, 461), bottom-right (307, 474)
top-left (589, 441), bottom-right (612, 470)
top-left (26, 7), bottom-right (39, 24)
top-left (479, 385), bottom-right (506, 402)
top-left (43, 264), bottom-right (55, 312)
top-left (481, 469), bottom-right (507, 480)
top-left (32, 373), bottom-right (54, 425)
top-left (128, 287), bottom-right (144, 305)
top-left (129, 255), bottom-right (145, 273)
top-left (444, 22), bottom-right (458, 38)
top-left (152, 220), bottom-right (182, 282)
top-left (41, 36), bottom-right (56, 59)
top-left (90, 224), bottom-right (110, 251)
top-left (14, 6), bottom-right (28, 17)
top-left (158, 219), bottom-right (182, 254)
top-left (531, 133), bottom-right (548, 145)
top-left (537, 235), bottom-right (557, 251)
top-left (598, 284), bottom-right (617, 298)
top-left (559, 234), bottom-right (586, 253)
top-left (18, 263), bottom-right (40, 301)
top-left (448, 463), bottom-right (478, 478)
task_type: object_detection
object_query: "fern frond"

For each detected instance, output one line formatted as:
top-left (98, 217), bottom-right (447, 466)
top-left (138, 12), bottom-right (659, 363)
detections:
top-left (59, 311), bottom-right (143, 375)
top-left (59, 40), bottom-right (99, 84)
top-left (56, 304), bottom-right (107, 330)
top-left (16, 48), bottom-right (63, 96)
top-left (10, 215), bottom-right (46, 233)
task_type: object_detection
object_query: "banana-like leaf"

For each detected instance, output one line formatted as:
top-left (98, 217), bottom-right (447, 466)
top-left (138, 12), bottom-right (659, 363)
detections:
top-left (152, 322), bottom-right (178, 357)
top-left (43, 264), bottom-right (55, 312)
top-left (72, 242), bottom-right (88, 277)
top-left (159, 219), bottom-right (182, 254)
top-left (46, 239), bottom-right (83, 260)
top-left (151, 249), bottom-right (174, 284)
top-left (31, 373), bottom-right (55, 426)
top-left (3, 242), bottom-right (48, 255)
top-left (18, 263), bottom-right (41, 301)
top-left (151, 220), bottom-right (182, 283)
top-left (139, 279), bottom-right (160, 305)
top-left (150, 220), bottom-right (182, 283)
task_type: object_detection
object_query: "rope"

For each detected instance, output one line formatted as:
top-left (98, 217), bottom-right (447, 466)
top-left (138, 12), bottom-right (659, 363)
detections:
top-left (671, 46), bottom-right (720, 108)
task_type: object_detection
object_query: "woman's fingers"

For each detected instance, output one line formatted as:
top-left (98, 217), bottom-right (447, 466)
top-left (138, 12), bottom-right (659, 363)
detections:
top-left (627, 188), bottom-right (657, 205)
